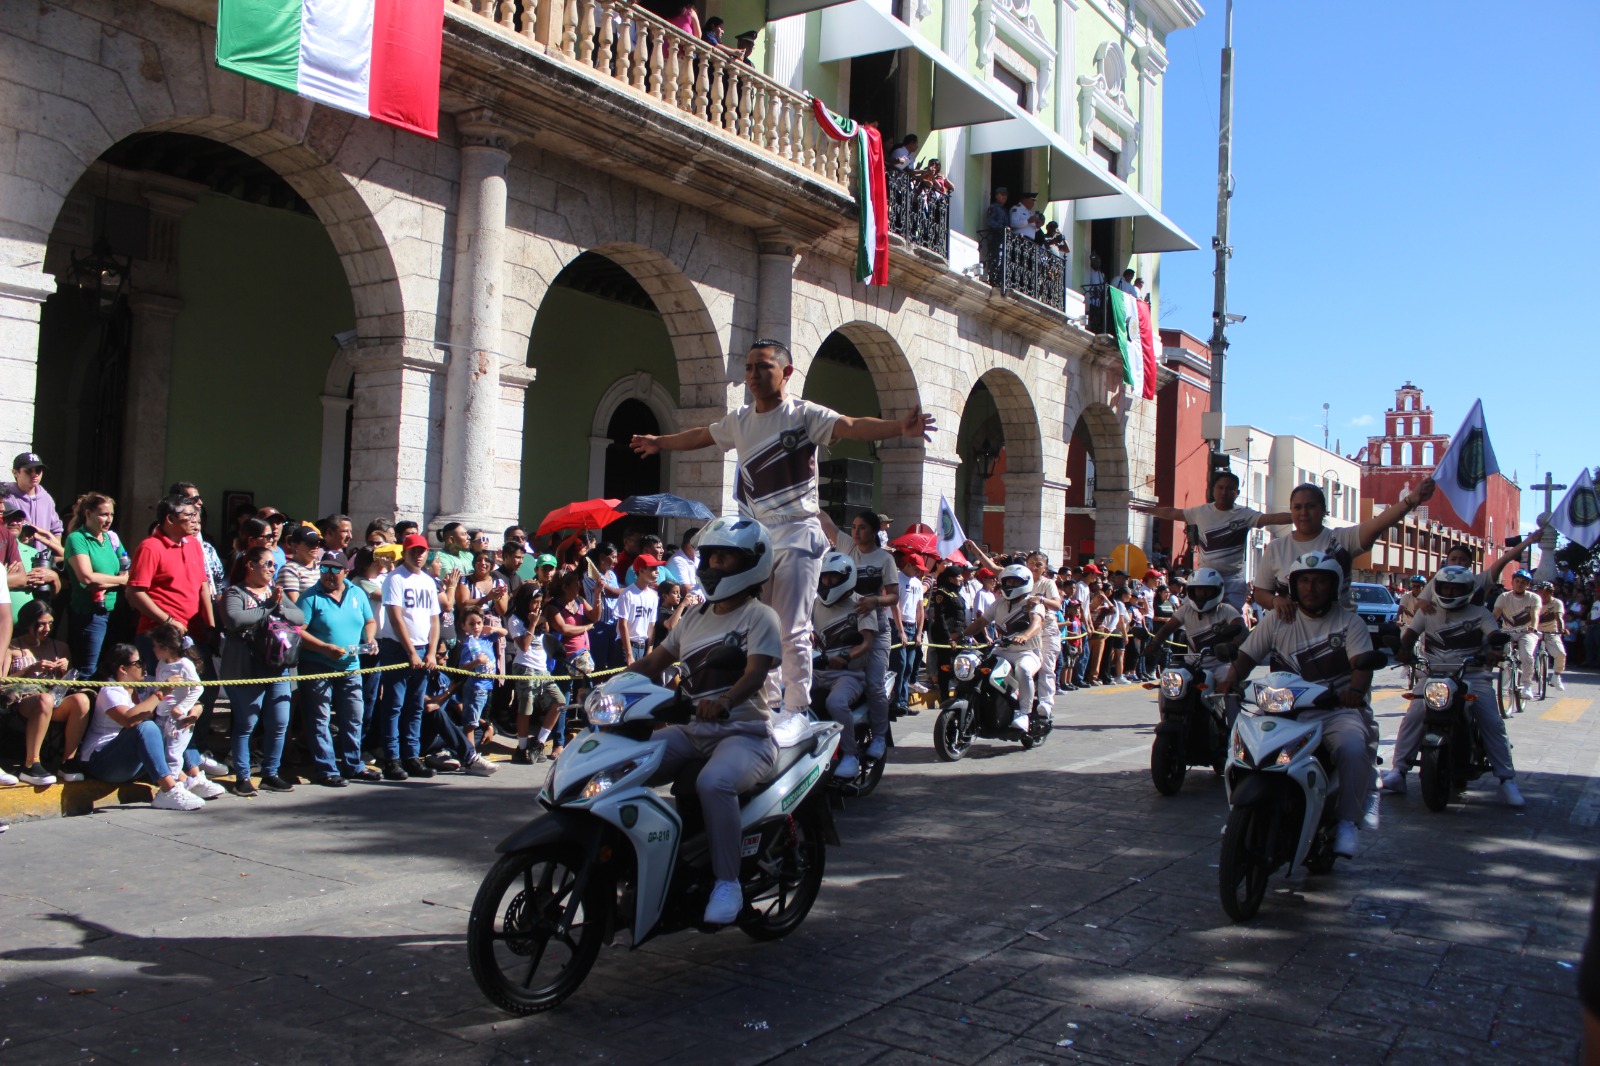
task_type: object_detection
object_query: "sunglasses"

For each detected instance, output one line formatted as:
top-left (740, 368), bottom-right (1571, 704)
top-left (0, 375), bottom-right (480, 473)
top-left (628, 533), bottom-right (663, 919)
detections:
top-left (319, 565), bottom-right (344, 575)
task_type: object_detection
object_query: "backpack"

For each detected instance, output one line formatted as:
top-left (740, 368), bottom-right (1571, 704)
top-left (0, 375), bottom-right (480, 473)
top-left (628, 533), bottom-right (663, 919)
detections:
top-left (252, 609), bottom-right (302, 670)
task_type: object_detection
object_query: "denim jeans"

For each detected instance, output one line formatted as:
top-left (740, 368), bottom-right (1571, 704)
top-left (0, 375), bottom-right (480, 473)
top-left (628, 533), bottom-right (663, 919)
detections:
top-left (86, 721), bottom-right (170, 785)
top-left (359, 652), bottom-right (383, 748)
top-left (422, 705), bottom-right (472, 764)
top-left (890, 628), bottom-right (920, 709)
top-left (461, 685), bottom-right (491, 732)
top-left (306, 673), bottom-right (366, 778)
top-left (227, 672), bottom-right (294, 778)
top-left (70, 607), bottom-right (109, 678)
top-left (378, 638), bottom-right (428, 761)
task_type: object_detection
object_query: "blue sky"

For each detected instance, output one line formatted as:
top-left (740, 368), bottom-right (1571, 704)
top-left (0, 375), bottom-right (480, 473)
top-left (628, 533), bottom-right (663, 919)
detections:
top-left (1154, 2), bottom-right (1596, 531)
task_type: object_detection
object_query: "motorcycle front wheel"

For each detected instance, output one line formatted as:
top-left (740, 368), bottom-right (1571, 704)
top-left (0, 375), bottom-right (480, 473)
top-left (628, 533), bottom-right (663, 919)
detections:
top-left (467, 844), bottom-right (607, 1015)
top-left (1218, 805), bottom-right (1272, 922)
top-left (852, 726), bottom-right (887, 797)
top-left (1150, 734), bottom-right (1186, 796)
top-left (1419, 746), bottom-right (1452, 812)
top-left (739, 805), bottom-right (827, 942)
top-left (933, 706), bottom-right (971, 761)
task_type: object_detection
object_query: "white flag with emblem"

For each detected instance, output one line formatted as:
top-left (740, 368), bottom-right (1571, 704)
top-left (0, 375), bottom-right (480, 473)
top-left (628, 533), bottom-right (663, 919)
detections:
top-left (936, 496), bottom-right (966, 560)
top-left (1551, 468), bottom-right (1600, 549)
top-left (1431, 399), bottom-right (1499, 525)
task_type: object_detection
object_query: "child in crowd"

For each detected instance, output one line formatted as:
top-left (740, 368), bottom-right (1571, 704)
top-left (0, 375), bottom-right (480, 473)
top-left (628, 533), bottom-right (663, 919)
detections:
top-left (455, 608), bottom-right (497, 744)
top-left (150, 623), bottom-right (224, 799)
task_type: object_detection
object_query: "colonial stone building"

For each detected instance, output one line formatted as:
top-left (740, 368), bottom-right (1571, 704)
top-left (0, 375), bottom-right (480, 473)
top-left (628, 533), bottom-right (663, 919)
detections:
top-left (0, 0), bottom-right (1201, 555)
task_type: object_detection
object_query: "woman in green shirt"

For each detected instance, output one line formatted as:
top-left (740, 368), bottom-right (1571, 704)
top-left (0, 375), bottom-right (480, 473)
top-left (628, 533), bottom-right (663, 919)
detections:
top-left (63, 492), bottom-right (128, 677)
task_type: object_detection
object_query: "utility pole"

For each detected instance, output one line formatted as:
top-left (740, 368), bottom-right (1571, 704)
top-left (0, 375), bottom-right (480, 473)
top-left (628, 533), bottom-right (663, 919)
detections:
top-left (1204, 0), bottom-right (1235, 474)
top-left (1321, 402), bottom-right (1330, 450)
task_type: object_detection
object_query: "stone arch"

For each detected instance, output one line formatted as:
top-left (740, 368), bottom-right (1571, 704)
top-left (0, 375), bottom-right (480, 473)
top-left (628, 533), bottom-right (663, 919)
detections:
top-left (956, 367), bottom-right (1045, 552)
top-left (1062, 399), bottom-right (1132, 562)
top-left (587, 371), bottom-right (680, 499)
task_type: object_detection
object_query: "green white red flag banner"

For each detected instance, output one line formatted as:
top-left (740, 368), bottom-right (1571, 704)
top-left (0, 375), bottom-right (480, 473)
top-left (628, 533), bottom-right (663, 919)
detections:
top-left (1135, 297), bottom-right (1158, 400)
top-left (1107, 286), bottom-right (1147, 398)
top-left (810, 97), bottom-right (889, 285)
top-left (216, 0), bottom-right (444, 138)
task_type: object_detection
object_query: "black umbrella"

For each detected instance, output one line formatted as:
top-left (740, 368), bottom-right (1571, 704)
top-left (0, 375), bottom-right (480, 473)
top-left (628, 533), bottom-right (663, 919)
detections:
top-left (615, 493), bottom-right (716, 520)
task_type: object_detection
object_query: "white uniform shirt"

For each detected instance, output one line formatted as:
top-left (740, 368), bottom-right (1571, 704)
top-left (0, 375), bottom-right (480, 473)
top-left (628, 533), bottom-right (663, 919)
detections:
top-left (982, 596), bottom-right (1045, 653)
top-left (1406, 604), bottom-right (1497, 672)
top-left (813, 594), bottom-right (877, 665)
top-left (834, 534), bottom-right (896, 603)
top-left (658, 598), bottom-right (784, 722)
top-left (379, 566), bottom-right (441, 645)
top-left (1182, 503), bottom-right (1263, 577)
top-left (1239, 605), bottom-right (1373, 690)
top-left (708, 397), bottom-right (840, 525)
top-left (1493, 590), bottom-right (1541, 632)
top-left (1256, 524), bottom-right (1366, 607)
top-left (1172, 600), bottom-right (1244, 658)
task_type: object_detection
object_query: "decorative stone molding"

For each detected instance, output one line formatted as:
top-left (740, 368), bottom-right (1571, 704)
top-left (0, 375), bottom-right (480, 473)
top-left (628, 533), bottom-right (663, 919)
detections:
top-left (977, 0), bottom-right (1056, 102)
top-left (454, 108), bottom-right (522, 152)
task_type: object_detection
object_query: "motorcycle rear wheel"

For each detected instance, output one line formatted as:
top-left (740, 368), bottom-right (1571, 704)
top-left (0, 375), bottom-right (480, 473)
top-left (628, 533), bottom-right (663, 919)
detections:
top-left (1419, 747), bottom-right (1451, 812)
top-left (467, 844), bottom-right (607, 1015)
top-left (933, 706), bottom-right (970, 761)
top-left (739, 806), bottom-right (827, 942)
top-left (1150, 734), bottom-right (1186, 796)
top-left (853, 727), bottom-right (887, 798)
top-left (1218, 806), bottom-right (1271, 922)
top-left (1536, 652), bottom-right (1550, 700)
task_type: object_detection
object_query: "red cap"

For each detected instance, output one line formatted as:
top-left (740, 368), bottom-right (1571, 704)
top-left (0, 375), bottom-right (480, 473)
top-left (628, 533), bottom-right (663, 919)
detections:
top-left (1083, 563), bottom-right (1102, 575)
top-left (402, 533), bottom-right (429, 551)
top-left (976, 567), bottom-right (996, 579)
top-left (905, 555), bottom-right (929, 573)
top-left (632, 554), bottom-right (664, 573)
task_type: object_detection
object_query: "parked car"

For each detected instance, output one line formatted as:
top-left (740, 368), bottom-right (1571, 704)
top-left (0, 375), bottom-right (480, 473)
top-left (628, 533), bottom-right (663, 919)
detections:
top-left (1349, 582), bottom-right (1401, 652)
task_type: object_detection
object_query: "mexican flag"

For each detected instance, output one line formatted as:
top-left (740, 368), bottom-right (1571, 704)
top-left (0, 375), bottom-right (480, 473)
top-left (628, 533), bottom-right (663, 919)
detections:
top-left (810, 98), bottom-right (889, 285)
top-left (1108, 285), bottom-right (1153, 399)
top-left (217, 0), bottom-right (444, 138)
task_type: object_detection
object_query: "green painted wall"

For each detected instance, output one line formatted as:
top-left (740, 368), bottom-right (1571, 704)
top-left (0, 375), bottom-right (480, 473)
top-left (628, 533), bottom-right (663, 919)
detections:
top-left (167, 193), bottom-right (353, 523)
top-left (802, 354), bottom-right (882, 509)
top-left (521, 287), bottom-right (679, 524)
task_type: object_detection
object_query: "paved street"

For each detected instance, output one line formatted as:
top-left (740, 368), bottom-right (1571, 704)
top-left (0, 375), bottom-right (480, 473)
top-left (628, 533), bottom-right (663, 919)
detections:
top-left (3, 667), bottom-right (1596, 1065)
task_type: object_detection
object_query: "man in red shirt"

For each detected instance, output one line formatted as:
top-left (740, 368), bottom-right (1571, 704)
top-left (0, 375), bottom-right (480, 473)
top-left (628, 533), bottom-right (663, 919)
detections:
top-left (127, 494), bottom-right (213, 649)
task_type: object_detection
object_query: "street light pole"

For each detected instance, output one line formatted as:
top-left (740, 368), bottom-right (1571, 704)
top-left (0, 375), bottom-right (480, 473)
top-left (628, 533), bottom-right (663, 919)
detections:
top-left (1205, 0), bottom-right (1234, 461)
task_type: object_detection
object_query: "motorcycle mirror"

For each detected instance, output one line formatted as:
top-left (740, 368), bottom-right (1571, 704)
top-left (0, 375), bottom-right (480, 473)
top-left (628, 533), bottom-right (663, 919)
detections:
top-left (705, 645), bottom-right (748, 673)
top-left (1349, 651), bottom-right (1388, 671)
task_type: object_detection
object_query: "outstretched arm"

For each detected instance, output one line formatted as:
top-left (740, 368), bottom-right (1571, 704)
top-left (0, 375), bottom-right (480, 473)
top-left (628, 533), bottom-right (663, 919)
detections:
top-left (833, 406), bottom-right (936, 444)
top-left (1255, 511), bottom-right (1292, 527)
top-left (1356, 477), bottom-right (1436, 551)
top-left (1488, 522), bottom-right (1544, 584)
top-left (963, 539), bottom-right (1000, 572)
top-left (631, 426), bottom-right (717, 457)
top-left (1131, 503), bottom-right (1188, 523)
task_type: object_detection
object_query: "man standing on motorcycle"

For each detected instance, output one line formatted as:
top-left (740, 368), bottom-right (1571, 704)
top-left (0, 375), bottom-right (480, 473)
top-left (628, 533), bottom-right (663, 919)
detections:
top-left (1493, 569), bottom-right (1542, 703)
top-left (1383, 565), bottom-right (1522, 807)
top-left (1133, 471), bottom-right (1290, 610)
top-left (961, 563), bottom-right (1045, 733)
top-left (1217, 552), bottom-right (1378, 859)
top-left (1142, 567), bottom-right (1245, 698)
top-left (627, 517), bottom-right (785, 926)
top-left (632, 342), bottom-right (935, 718)
top-left (812, 551), bottom-right (877, 780)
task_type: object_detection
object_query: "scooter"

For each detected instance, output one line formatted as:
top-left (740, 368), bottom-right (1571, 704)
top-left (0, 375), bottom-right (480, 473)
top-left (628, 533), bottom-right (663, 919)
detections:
top-left (932, 641), bottom-right (1051, 761)
top-left (1145, 647), bottom-right (1234, 796)
top-left (1216, 653), bottom-right (1385, 922)
top-left (467, 653), bottom-right (842, 1015)
top-left (1406, 632), bottom-right (1511, 813)
top-left (811, 648), bottom-right (896, 798)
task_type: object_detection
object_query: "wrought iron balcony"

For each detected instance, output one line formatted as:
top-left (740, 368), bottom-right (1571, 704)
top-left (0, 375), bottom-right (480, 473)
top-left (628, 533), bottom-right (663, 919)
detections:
top-left (981, 228), bottom-right (1066, 312)
top-left (1081, 282), bottom-right (1108, 333)
top-left (885, 169), bottom-right (950, 260)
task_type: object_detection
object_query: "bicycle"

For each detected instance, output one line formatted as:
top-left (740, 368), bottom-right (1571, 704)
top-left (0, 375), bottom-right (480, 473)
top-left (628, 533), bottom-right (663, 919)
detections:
top-left (1496, 644), bottom-right (1524, 719)
top-left (1533, 640), bottom-right (1552, 700)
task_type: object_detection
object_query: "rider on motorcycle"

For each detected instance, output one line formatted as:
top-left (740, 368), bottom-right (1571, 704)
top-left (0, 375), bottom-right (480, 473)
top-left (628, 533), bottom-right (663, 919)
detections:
top-left (1492, 569), bottom-right (1542, 702)
top-left (960, 563), bottom-right (1045, 733)
top-left (1142, 567), bottom-right (1245, 697)
top-left (627, 517), bottom-right (785, 925)
top-left (1382, 565), bottom-right (1523, 807)
top-left (812, 551), bottom-right (877, 780)
top-left (1217, 552), bottom-right (1379, 859)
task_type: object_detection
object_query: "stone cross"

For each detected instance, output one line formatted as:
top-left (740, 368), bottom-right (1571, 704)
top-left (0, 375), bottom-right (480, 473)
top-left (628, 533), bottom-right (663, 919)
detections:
top-left (1533, 471), bottom-right (1567, 520)
top-left (1532, 471), bottom-right (1566, 581)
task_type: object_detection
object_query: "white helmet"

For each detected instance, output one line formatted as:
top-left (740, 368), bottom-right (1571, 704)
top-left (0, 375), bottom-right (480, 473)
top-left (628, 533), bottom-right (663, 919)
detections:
top-left (1432, 565), bottom-right (1475, 610)
top-left (1186, 567), bottom-right (1225, 613)
top-left (997, 563), bottom-right (1035, 601)
top-left (817, 551), bottom-right (858, 607)
top-left (693, 517), bottom-right (773, 602)
top-left (1287, 552), bottom-right (1342, 617)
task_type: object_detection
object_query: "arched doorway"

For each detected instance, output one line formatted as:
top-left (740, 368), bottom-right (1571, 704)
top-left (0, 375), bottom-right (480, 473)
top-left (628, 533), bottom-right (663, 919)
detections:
top-left (801, 331), bottom-right (881, 527)
top-left (36, 133), bottom-right (356, 537)
top-left (956, 369), bottom-right (1043, 554)
top-left (1064, 402), bottom-right (1130, 564)
top-left (523, 252), bottom-right (680, 531)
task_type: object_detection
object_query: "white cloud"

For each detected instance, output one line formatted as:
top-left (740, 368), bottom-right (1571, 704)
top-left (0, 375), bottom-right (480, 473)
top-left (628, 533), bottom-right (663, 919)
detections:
top-left (1349, 414), bottom-right (1376, 427)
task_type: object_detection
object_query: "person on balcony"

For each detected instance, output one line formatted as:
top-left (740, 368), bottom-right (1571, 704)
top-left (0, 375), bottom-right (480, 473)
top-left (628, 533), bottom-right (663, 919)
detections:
top-left (889, 134), bottom-right (918, 170)
top-left (1008, 192), bottom-right (1038, 233)
top-left (917, 158), bottom-right (953, 195)
top-left (984, 187), bottom-right (1009, 232)
top-left (1115, 267), bottom-right (1137, 294)
top-left (1036, 221), bottom-right (1068, 257)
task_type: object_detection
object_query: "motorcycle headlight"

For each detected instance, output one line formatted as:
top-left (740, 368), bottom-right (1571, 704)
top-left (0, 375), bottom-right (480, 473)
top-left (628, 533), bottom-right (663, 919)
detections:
top-left (1272, 734), bottom-right (1314, 766)
top-left (585, 690), bottom-right (638, 726)
top-left (1257, 686), bottom-right (1296, 715)
top-left (1160, 670), bottom-right (1186, 699)
top-left (1424, 680), bottom-right (1452, 711)
top-left (578, 759), bottom-right (640, 800)
top-left (953, 653), bottom-right (980, 681)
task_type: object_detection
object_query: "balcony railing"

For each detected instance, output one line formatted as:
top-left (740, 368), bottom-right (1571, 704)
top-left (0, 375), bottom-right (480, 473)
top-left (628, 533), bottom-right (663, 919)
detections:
top-left (1082, 282), bottom-right (1107, 333)
top-left (451, 0), bottom-right (853, 187)
top-left (885, 169), bottom-right (950, 260)
top-left (981, 229), bottom-right (1066, 311)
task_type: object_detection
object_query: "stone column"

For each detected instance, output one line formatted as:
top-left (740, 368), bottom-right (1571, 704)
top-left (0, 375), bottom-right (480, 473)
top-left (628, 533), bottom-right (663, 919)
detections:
top-left (120, 291), bottom-right (184, 513)
top-left (755, 234), bottom-right (799, 351)
top-left (346, 340), bottom-right (446, 523)
top-left (438, 110), bottom-right (518, 530)
top-left (0, 264), bottom-right (56, 458)
top-left (317, 392), bottom-right (354, 516)
top-left (496, 363), bottom-right (538, 525)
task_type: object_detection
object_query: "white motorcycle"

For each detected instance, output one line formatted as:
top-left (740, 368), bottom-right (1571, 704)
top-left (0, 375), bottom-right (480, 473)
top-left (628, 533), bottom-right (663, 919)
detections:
top-left (468, 655), bottom-right (843, 1014)
top-left (1218, 665), bottom-right (1376, 922)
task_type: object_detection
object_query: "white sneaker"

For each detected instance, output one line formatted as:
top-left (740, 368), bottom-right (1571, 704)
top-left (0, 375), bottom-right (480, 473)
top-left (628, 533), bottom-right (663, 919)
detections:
top-left (464, 755), bottom-right (498, 776)
top-left (909, 682), bottom-right (929, 695)
top-left (703, 879), bottom-right (743, 925)
top-left (1497, 779), bottom-right (1525, 808)
top-left (0, 768), bottom-right (18, 786)
top-left (864, 736), bottom-right (887, 760)
top-left (425, 752), bottom-right (460, 772)
top-left (1011, 713), bottom-right (1031, 732)
top-left (152, 785), bottom-right (206, 811)
top-left (1362, 788), bottom-right (1381, 832)
top-left (185, 772), bottom-right (226, 800)
top-left (833, 755), bottom-right (860, 780)
top-left (198, 755), bottom-right (230, 777)
top-left (1555, 676), bottom-right (1566, 691)
top-left (1332, 820), bottom-right (1359, 858)
top-left (1380, 770), bottom-right (1407, 795)
top-left (1519, 686), bottom-right (1534, 700)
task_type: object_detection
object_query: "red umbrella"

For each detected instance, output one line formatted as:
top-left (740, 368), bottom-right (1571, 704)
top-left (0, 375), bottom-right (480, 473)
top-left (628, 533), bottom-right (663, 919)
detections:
top-left (537, 498), bottom-right (623, 536)
top-left (890, 531), bottom-right (937, 556)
